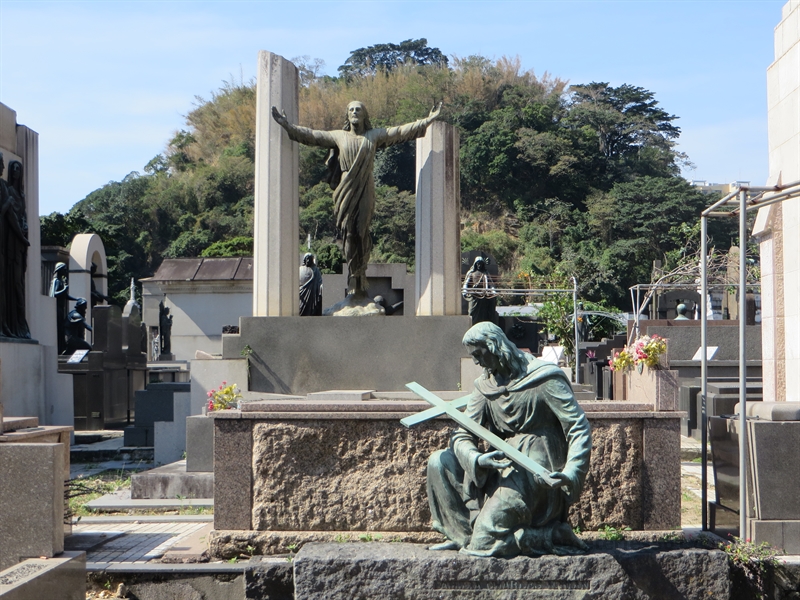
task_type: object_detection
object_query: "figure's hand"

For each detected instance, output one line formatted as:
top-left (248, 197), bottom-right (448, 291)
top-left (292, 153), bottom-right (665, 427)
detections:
top-left (428, 101), bottom-right (442, 121)
top-left (271, 106), bottom-right (288, 127)
top-left (477, 450), bottom-right (512, 471)
top-left (546, 471), bottom-right (574, 495)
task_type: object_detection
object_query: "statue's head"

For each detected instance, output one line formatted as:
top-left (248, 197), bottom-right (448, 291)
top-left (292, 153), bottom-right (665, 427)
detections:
top-left (54, 262), bottom-right (67, 274)
top-left (8, 160), bottom-right (22, 186)
top-left (473, 257), bottom-right (486, 272)
top-left (343, 101), bottom-right (372, 132)
top-left (463, 322), bottom-right (528, 378)
top-left (302, 252), bottom-right (315, 267)
top-left (91, 263), bottom-right (98, 274)
top-left (75, 298), bottom-right (88, 314)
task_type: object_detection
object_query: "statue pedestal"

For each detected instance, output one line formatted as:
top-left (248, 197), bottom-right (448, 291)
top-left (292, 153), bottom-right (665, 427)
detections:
top-left (292, 542), bottom-right (731, 599)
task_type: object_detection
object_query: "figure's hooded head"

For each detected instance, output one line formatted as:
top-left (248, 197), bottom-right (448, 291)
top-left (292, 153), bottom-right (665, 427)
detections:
top-left (8, 160), bottom-right (22, 190)
top-left (343, 101), bottom-right (372, 132)
top-left (302, 252), bottom-right (315, 267)
top-left (54, 262), bottom-right (67, 274)
top-left (463, 322), bottom-right (528, 379)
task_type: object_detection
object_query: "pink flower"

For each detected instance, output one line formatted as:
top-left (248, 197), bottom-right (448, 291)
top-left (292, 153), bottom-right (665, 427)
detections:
top-left (222, 381), bottom-right (227, 385)
top-left (207, 391), bottom-right (213, 397)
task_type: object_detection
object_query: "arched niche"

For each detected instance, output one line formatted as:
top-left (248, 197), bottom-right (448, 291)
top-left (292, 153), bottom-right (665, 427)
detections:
top-left (68, 233), bottom-right (109, 340)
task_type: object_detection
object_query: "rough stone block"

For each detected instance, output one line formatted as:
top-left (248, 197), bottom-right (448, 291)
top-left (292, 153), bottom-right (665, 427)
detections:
top-left (568, 419), bottom-right (645, 531)
top-left (214, 418), bottom-right (253, 530)
top-left (0, 551), bottom-right (85, 600)
top-left (186, 414), bottom-right (214, 472)
top-left (292, 543), bottom-right (731, 600)
top-left (0, 444), bottom-right (65, 571)
top-left (642, 419), bottom-right (681, 530)
top-left (210, 409), bottom-right (683, 557)
top-left (250, 419), bottom-right (450, 532)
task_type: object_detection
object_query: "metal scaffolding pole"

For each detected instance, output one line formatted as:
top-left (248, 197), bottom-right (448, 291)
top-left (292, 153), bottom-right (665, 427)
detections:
top-left (738, 188), bottom-right (748, 538)
top-left (697, 179), bottom-right (800, 537)
top-left (700, 214), bottom-right (709, 531)
top-left (573, 277), bottom-right (580, 384)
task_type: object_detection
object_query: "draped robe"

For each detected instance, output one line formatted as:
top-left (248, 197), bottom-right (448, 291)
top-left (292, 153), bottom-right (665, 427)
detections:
top-left (280, 119), bottom-right (431, 292)
top-left (427, 354), bottom-right (591, 557)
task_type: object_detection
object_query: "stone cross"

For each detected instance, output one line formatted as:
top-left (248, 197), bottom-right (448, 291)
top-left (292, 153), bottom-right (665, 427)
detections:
top-left (401, 382), bottom-right (558, 486)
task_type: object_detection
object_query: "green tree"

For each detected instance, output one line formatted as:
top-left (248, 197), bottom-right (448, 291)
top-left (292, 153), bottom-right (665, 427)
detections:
top-left (566, 82), bottom-right (683, 183)
top-left (201, 236), bottom-right (254, 257)
top-left (338, 38), bottom-right (448, 78)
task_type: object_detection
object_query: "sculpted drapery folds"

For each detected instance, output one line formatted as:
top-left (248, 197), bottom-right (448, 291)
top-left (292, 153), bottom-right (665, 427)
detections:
top-left (0, 155), bottom-right (31, 339)
top-left (427, 322), bottom-right (591, 557)
top-left (299, 252), bottom-right (323, 316)
top-left (272, 101), bottom-right (440, 295)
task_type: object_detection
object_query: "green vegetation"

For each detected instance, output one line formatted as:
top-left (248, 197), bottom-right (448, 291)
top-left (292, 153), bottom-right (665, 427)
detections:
top-left (597, 525), bottom-right (631, 541)
top-left (721, 536), bottom-right (781, 600)
top-left (66, 470), bottom-right (135, 519)
top-left (41, 41), bottom-right (737, 310)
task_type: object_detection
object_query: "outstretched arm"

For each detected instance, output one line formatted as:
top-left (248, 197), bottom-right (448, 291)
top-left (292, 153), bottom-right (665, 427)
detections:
top-left (381, 102), bottom-right (443, 147)
top-left (271, 107), bottom-right (338, 148)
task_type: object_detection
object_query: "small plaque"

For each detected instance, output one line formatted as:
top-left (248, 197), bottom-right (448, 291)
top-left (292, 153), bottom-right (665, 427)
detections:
top-left (692, 346), bottom-right (718, 361)
top-left (67, 349), bottom-right (90, 363)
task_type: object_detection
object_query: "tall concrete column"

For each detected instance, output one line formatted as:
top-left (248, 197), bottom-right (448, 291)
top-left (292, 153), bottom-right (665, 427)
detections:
top-left (415, 122), bottom-right (461, 316)
top-left (253, 51), bottom-right (299, 316)
top-left (758, 1), bottom-right (800, 400)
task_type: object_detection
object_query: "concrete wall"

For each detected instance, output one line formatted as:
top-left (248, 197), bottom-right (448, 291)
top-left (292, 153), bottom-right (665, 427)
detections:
top-left (222, 316), bottom-right (472, 395)
top-left (758, 1), bottom-right (800, 401)
top-left (0, 102), bottom-right (72, 425)
top-left (142, 280), bottom-right (252, 361)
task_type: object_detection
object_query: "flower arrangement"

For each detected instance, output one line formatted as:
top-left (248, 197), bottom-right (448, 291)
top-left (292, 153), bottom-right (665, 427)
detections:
top-left (207, 381), bottom-right (242, 411)
top-left (610, 334), bottom-right (667, 372)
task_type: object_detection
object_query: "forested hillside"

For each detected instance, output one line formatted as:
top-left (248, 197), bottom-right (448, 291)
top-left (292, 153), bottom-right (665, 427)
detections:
top-left (41, 40), bottom-right (735, 308)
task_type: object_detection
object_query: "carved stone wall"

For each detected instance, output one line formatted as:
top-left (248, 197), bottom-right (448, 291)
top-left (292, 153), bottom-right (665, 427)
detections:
top-left (209, 400), bottom-right (681, 557)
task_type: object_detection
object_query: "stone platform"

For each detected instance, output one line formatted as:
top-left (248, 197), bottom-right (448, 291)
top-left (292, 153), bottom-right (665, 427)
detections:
top-left (0, 551), bottom-right (85, 600)
top-left (292, 542), bottom-right (731, 600)
top-left (131, 460), bottom-right (214, 500)
top-left (209, 397), bottom-right (684, 558)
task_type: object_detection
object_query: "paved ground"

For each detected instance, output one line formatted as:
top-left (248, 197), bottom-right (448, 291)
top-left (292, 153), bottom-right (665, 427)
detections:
top-left (72, 520), bottom-right (210, 565)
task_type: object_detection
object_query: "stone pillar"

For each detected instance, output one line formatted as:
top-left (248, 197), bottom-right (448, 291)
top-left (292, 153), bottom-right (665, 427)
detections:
top-left (253, 51), bottom-right (299, 316)
top-left (414, 122), bottom-right (461, 316)
top-left (759, 1), bottom-right (800, 401)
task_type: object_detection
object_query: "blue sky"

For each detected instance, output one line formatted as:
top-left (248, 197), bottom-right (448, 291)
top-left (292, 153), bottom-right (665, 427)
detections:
top-left (0, 0), bottom-right (786, 216)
